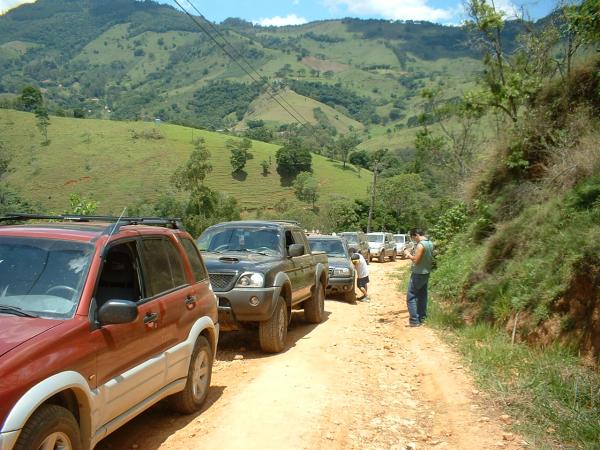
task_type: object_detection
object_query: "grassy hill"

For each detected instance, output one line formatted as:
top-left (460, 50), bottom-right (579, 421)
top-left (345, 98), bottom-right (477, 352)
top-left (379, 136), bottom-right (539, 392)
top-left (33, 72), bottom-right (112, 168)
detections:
top-left (0, 109), bottom-right (371, 213)
top-left (0, 0), bottom-right (500, 141)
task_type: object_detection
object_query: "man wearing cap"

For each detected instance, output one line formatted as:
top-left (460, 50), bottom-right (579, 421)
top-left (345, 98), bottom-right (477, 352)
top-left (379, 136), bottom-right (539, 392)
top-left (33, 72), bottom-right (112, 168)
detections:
top-left (349, 247), bottom-right (370, 302)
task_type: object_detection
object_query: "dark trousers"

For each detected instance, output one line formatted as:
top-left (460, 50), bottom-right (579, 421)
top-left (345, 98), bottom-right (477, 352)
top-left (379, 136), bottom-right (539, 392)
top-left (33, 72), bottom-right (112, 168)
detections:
top-left (407, 272), bottom-right (429, 325)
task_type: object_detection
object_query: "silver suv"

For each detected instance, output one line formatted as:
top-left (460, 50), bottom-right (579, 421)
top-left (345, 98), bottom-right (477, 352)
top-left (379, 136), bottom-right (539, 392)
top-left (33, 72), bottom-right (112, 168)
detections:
top-left (366, 232), bottom-right (396, 262)
top-left (393, 233), bottom-right (415, 259)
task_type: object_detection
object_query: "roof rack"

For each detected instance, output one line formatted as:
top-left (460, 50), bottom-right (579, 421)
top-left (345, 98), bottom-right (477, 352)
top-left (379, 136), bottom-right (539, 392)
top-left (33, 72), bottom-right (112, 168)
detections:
top-left (0, 213), bottom-right (185, 234)
top-left (269, 220), bottom-right (300, 225)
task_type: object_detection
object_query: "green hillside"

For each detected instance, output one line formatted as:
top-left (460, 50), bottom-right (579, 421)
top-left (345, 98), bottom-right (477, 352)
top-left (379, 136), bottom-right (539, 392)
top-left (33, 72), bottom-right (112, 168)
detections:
top-left (0, 0), bottom-right (497, 139)
top-left (0, 109), bottom-right (370, 213)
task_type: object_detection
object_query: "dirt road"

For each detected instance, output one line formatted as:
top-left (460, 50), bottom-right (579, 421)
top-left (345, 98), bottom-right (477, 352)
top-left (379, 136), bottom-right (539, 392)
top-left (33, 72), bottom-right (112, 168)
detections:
top-left (97, 260), bottom-right (525, 450)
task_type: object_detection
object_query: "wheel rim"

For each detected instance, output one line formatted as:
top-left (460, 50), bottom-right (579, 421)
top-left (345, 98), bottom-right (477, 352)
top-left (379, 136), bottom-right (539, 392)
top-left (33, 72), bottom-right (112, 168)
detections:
top-left (39, 432), bottom-right (72, 450)
top-left (277, 303), bottom-right (286, 343)
top-left (191, 349), bottom-right (210, 401)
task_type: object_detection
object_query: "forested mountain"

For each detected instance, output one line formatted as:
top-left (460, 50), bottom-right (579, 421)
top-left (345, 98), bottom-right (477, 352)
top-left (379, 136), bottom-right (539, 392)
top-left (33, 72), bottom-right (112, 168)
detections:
top-left (0, 0), bottom-right (525, 135)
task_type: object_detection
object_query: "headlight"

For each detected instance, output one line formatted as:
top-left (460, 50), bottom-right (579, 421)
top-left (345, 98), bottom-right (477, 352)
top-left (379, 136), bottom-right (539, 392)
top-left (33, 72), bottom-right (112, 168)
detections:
top-left (236, 272), bottom-right (265, 288)
top-left (333, 267), bottom-right (352, 277)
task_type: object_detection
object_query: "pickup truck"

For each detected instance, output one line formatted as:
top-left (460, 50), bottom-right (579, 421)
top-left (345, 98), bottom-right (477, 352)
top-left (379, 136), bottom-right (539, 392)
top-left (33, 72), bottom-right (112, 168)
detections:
top-left (197, 220), bottom-right (328, 353)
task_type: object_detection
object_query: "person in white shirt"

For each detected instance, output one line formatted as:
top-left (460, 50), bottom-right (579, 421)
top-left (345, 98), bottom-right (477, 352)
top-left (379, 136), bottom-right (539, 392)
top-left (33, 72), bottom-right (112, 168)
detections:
top-left (349, 247), bottom-right (370, 302)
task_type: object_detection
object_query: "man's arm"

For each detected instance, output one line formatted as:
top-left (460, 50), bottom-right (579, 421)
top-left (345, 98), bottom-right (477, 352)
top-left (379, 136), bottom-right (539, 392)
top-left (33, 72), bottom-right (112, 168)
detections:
top-left (407, 243), bottom-right (424, 264)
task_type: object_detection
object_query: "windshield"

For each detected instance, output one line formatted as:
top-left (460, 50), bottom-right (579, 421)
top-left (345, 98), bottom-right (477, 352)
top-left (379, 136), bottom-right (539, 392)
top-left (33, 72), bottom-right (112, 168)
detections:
top-left (367, 234), bottom-right (384, 243)
top-left (309, 239), bottom-right (346, 257)
top-left (0, 237), bottom-right (94, 319)
top-left (197, 227), bottom-right (281, 256)
top-left (394, 235), bottom-right (406, 244)
top-left (339, 232), bottom-right (358, 244)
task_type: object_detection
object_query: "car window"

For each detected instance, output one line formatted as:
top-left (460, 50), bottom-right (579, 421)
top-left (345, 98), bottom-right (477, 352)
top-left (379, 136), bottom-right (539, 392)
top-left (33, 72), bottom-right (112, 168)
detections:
top-left (309, 239), bottom-right (346, 257)
top-left (0, 237), bottom-right (93, 319)
top-left (367, 234), bottom-right (383, 243)
top-left (141, 238), bottom-right (187, 297)
top-left (197, 226), bottom-right (281, 256)
top-left (95, 242), bottom-right (142, 306)
top-left (394, 235), bottom-right (405, 244)
top-left (179, 237), bottom-right (208, 282)
top-left (291, 230), bottom-right (307, 254)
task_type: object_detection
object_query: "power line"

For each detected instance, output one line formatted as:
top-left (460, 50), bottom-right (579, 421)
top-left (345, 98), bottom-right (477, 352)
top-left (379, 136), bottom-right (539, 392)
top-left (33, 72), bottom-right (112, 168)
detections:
top-left (171, 0), bottom-right (311, 130)
top-left (181, 0), bottom-right (314, 127)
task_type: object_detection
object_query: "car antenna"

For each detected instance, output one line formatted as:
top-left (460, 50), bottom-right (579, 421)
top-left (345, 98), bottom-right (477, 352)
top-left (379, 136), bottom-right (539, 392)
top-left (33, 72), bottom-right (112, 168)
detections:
top-left (100, 207), bottom-right (127, 258)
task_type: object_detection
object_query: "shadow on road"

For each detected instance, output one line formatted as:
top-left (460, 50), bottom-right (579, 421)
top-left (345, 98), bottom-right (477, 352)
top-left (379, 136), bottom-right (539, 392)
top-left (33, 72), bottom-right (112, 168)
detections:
top-left (95, 386), bottom-right (226, 450)
top-left (216, 309), bottom-right (332, 361)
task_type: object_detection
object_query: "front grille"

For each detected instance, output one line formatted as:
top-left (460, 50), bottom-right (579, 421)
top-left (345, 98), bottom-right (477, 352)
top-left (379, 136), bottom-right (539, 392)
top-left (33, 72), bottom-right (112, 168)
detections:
top-left (209, 273), bottom-right (237, 291)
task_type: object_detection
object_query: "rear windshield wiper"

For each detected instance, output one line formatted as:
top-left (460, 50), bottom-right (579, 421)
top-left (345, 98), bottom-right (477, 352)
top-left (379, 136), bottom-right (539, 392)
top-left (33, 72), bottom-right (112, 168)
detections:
top-left (0, 305), bottom-right (39, 318)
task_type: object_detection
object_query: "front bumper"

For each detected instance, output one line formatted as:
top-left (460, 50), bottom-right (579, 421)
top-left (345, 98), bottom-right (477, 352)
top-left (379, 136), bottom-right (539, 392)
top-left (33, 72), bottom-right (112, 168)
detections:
top-left (216, 286), bottom-right (278, 330)
top-left (326, 276), bottom-right (355, 294)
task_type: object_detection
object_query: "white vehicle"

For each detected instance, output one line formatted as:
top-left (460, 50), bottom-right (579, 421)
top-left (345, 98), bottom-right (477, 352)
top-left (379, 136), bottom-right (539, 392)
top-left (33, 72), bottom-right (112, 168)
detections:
top-left (366, 232), bottom-right (396, 262)
top-left (393, 233), bottom-right (414, 259)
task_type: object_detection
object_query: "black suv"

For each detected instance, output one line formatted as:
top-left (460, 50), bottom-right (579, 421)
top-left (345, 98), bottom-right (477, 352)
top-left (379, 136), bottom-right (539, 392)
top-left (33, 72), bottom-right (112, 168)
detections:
top-left (197, 220), bottom-right (328, 353)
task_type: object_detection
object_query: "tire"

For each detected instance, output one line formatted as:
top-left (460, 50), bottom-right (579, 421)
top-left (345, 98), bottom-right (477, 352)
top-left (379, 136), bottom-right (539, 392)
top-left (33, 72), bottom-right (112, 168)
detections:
top-left (390, 250), bottom-right (397, 261)
top-left (304, 283), bottom-right (325, 324)
top-left (259, 296), bottom-right (288, 353)
top-left (344, 290), bottom-right (356, 302)
top-left (366, 251), bottom-right (370, 265)
top-left (378, 251), bottom-right (385, 263)
top-left (169, 335), bottom-right (213, 414)
top-left (14, 404), bottom-right (81, 450)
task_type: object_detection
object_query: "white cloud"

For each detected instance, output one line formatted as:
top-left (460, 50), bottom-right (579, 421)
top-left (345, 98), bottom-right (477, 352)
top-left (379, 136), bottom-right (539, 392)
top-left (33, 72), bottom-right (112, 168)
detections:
top-left (255, 14), bottom-right (308, 27)
top-left (322, 0), bottom-right (457, 21)
top-left (0, 0), bottom-right (35, 15)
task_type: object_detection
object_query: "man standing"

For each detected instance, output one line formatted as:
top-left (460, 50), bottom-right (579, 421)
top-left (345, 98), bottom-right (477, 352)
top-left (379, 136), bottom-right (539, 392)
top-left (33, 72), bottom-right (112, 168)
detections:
top-left (349, 247), bottom-right (370, 302)
top-left (404, 229), bottom-right (434, 326)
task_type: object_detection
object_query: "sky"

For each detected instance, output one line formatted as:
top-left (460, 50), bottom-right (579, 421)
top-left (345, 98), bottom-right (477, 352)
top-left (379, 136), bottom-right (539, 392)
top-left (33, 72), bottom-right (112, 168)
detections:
top-left (0, 0), bottom-right (558, 25)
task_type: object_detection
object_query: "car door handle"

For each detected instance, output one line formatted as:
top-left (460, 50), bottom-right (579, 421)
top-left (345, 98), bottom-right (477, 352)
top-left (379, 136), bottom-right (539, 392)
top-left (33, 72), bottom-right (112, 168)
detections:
top-left (185, 295), bottom-right (197, 305)
top-left (143, 312), bottom-right (159, 324)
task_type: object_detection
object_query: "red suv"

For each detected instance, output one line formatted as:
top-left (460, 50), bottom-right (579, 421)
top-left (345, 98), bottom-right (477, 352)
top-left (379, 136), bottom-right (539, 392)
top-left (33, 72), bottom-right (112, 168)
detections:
top-left (0, 214), bottom-right (219, 450)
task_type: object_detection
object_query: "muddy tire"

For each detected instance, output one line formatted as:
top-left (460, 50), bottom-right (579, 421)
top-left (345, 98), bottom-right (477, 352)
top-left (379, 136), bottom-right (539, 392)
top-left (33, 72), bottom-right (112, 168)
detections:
top-left (169, 335), bottom-right (213, 413)
top-left (14, 404), bottom-right (81, 450)
top-left (378, 252), bottom-right (385, 263)
top-left (390, 250), bottom-right (397, 261)
top-left (259, 296), bottom-right (288, 353)
top-left (305, 283), bottom-right (325, 323)
top-left (343, 290), bottom-right (356, 303)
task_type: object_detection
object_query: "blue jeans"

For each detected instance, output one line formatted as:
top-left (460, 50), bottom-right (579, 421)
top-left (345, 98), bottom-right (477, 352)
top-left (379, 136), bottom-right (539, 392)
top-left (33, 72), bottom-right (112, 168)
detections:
top-left (407, 272), bottom-right (429, 325)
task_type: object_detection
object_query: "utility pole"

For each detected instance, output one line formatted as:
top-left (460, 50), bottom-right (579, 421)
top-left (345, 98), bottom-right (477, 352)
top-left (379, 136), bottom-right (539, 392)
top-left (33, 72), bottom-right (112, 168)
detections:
top-left (367, 148), bottom-right (387, 233)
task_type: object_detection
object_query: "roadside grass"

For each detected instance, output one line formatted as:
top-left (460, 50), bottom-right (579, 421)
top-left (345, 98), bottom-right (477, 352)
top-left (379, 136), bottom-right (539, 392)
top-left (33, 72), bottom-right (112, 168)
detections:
top-left (424, 314), bottom-right (600, 449)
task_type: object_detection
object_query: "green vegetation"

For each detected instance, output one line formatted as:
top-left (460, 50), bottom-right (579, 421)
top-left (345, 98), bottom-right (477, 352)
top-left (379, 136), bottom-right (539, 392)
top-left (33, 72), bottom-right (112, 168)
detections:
top-left (0, 109), bottom-right (370, 215)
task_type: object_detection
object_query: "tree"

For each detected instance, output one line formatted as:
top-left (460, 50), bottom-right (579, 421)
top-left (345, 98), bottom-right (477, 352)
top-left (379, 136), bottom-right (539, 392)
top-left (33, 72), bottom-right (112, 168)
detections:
top-left (171, 138), bottom-right (213, 194)
top-left (19, 86), bottom-right (43, 112)
top-left (276, 137), bottom-right (312, 177)
top-left (293, 171), bottom-right (319, 209)
top-left (336, 134), bottom-right (361, 169)
top-left (227, 138), bottom-right (252, 173)
top-left (67, 193), bottom-right (98, 215)
top-left (367, 148), bottom-right (388, 232)
top-left (377, 173), bottom-right (432, 230)
top-left (260, 159), bottom-right (270, 176)
top-left (170, 138), bottom-right (240, 236)
top-left (35, 107), bottom-right (50, 145)
top-left (465, 0), bottom-right (551, 123)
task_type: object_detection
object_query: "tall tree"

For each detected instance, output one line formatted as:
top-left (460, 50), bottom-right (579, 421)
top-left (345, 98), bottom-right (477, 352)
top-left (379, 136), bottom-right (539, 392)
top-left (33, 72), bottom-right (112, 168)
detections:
top-left (227, 138), bottom-right (252, 173)
top-left (35, 107), bottom-right (50, 145)
top-left (367, 148), bottom-right (388, 232)
top-left (336, 134), bottom-right (361, 169)
top-left (293, 171), bottom-right (320, 210)
top-left (171, 138), bottom-right (213, 194)
top-left (276, 137), bottom-right (312, 177)
top-left (19, 86), bottom-right (43, 112)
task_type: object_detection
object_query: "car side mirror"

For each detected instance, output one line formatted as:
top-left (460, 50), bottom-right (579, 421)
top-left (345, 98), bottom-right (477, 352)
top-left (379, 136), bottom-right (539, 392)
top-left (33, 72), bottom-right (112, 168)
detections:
top-left (288, 243), bottom-right (305, 257)
top-left (98, 299), bottom-right (139, 325)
